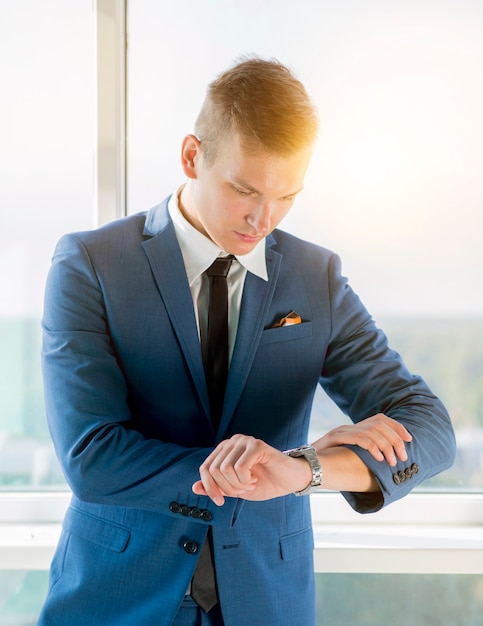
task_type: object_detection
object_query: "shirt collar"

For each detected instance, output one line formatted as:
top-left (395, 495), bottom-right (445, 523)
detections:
top-left (168, 186), bottom-right (268, 284)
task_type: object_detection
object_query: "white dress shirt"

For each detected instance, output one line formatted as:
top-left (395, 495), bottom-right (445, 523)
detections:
top-left (168, 187), bottom-right (268, 362)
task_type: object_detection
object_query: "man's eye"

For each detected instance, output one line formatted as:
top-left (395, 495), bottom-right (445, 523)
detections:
top-left (234, 186), bottom-right (252, 196)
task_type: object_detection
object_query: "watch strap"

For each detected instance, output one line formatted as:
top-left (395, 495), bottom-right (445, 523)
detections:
top-left (283, 444), bottom-right (322, 496)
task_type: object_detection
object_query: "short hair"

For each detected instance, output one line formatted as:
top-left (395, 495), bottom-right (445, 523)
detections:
top-left (194, 56), bottom-right (318, 164)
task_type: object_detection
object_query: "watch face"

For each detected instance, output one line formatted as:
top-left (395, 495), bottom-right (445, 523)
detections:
top-left (284, 445), bottom-right (312, 457)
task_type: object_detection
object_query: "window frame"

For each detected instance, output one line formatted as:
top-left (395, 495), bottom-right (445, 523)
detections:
top-left (2, 0), bottom-right (482, 579)
top-left (2, 491), bottom-right (483, 573)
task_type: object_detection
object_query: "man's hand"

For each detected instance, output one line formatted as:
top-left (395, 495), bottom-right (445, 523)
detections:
top-left (192, 434), bottom-right (313, 506)
top-left (192, 415), bottom-right (412, 505)
top-left (313, 413), bottom-right (412, 466)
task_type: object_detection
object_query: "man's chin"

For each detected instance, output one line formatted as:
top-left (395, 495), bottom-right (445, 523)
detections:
top-left (228, 233), bottom-right (263, 254)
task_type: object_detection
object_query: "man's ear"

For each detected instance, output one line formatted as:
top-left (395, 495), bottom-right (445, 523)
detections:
top-left (181, 134), bottom-right (202, 179)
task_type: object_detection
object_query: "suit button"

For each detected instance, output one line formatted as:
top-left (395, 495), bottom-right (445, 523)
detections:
top-left (411, 463), bottom-right (419, 475)
top-left (190, 507), bottom-right (201, 519)
top-left (200, 510), bottom-right (213, 522)
top-left (183, 540), bottom-right (198, 554)
top-left (181, 505), bottom-right (191, 516)
top-left (398, 470), bottom-right (407, 483)
top-left (393, 473), bottom-right (401, 485)
top-left (405, 467), bottom-right (413, 479)
top-left (169, 502), bottom-right (181, 514)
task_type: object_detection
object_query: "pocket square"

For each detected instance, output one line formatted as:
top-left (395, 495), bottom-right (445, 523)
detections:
top-left (271, 311), bottom-right (302, 328)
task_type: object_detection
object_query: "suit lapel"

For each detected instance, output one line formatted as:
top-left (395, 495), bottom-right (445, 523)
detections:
top-left (141, 201), bottom-right (283, 438)
top-left (141, 203), bottom-right (211, 419)
top-left (218, 245), bottom-right (282, 438)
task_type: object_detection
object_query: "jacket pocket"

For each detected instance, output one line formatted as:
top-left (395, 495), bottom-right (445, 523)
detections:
top-left (259, 321), bottom-right (313, 346)
top-left (63, 506), bottom-right (131, 553)
top-left (279, 526), bottom-right (314, 561)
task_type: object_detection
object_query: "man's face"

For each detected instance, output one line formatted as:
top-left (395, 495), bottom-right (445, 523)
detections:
top-left (180, 133), bottom-right (313, 255)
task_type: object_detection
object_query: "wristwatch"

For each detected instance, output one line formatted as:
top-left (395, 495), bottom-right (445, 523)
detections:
top-left (283, 444), bottom-right (322, 496)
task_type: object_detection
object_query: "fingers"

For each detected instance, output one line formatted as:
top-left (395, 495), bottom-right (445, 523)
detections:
top-left (351, 424), bottom-right (402, 466)
top-left (193, 435), bottom-right (261, 506)
top-left (194, 415), bottom-right (413, 507)
top-left (313, 414), bottom-right (412, 466)
top-left (372, 414), bottom-right (412, 465)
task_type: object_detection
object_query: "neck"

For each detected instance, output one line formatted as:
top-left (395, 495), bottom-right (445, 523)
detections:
top-left (178, 182), bottom-right (197, 228)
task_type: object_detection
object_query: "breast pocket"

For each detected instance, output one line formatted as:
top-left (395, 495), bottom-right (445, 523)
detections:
top-left (259, 321), bottom-right (313, 346)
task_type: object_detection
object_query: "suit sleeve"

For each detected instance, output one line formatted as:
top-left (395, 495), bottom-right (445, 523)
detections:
top-left (320, 253), bottom-right (456, 513)
top-left (41, 233), bottom-right (240, 525)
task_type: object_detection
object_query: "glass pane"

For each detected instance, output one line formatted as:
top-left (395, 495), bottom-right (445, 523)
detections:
top-left (0, 1), bottom-right (95, 487)
top-left (127, 0), bottom-right (483, 490)
top-left (316, 574), bottom-right (483, 626)
top-left (3, 571), bottom-right (481, 625)
top-left (309, 317), bottom-right (483, 489)
top-left (0, 571), bottom-right (49, 626)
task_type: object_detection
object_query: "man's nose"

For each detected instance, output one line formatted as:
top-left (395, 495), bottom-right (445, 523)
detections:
top-left (246, 201), bottom-right (272, 233)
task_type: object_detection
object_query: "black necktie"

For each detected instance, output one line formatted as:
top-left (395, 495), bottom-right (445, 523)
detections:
top-left (191, 255), bottom-right (234, 613)
top-left (202, 255), bottom-right (234, 428)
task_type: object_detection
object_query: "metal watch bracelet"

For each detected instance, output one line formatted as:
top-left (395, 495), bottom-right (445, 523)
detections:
top-left (283, 444), bottom-right (322, 496)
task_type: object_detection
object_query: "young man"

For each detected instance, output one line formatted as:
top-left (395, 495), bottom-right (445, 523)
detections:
top-left (39, 58), bottom-right (455, 625)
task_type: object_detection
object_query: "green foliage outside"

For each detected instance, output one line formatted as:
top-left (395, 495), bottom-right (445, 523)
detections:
top-left (0, 571), bottom-right (49, 626)
top-left (316, 573), bottom-right (483, 625)
top-left (1, 317), bottom-right (482, 624)
top-left (380, 317), bottom-right (483, 432)
top-left (1, 571), bottom-right (483, 625)
top-left (3, 316), bottom-right (482, 432)
top-left (1, 316), bottom-right (483, 488)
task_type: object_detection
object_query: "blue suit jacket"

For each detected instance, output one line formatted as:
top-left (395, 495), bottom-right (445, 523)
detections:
top-left (39, 198), bottom-right (455, 625)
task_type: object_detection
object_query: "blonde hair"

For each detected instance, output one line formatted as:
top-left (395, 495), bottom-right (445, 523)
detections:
top-left (195, 56), bottom-right (318, 164)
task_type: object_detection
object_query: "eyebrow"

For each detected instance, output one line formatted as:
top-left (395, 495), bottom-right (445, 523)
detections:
top-left (233, 178), bottom-right (304, 199)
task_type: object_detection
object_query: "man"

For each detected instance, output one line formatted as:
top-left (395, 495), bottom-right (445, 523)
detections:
top-left (39, 57), bottom-right (455, 625)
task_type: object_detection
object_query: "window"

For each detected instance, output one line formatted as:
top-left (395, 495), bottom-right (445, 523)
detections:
top-left (314, 573), bottom-right (483, 625)
top-left (0, 0), bottom-right (95, 488)
top-left (0, 1), bottom-right (96, 618)
top-left (126, 0), bottom-right (483, 491)
top-left (2, 0), bottom-right (483, 622)
top-left (0, 0), bottom-right (95, 489)
top-left (126, 0), bottom-right (483, 619)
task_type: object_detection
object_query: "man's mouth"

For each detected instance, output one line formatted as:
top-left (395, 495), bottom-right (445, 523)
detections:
top-left (236, 232), bottom-right (262, 243)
